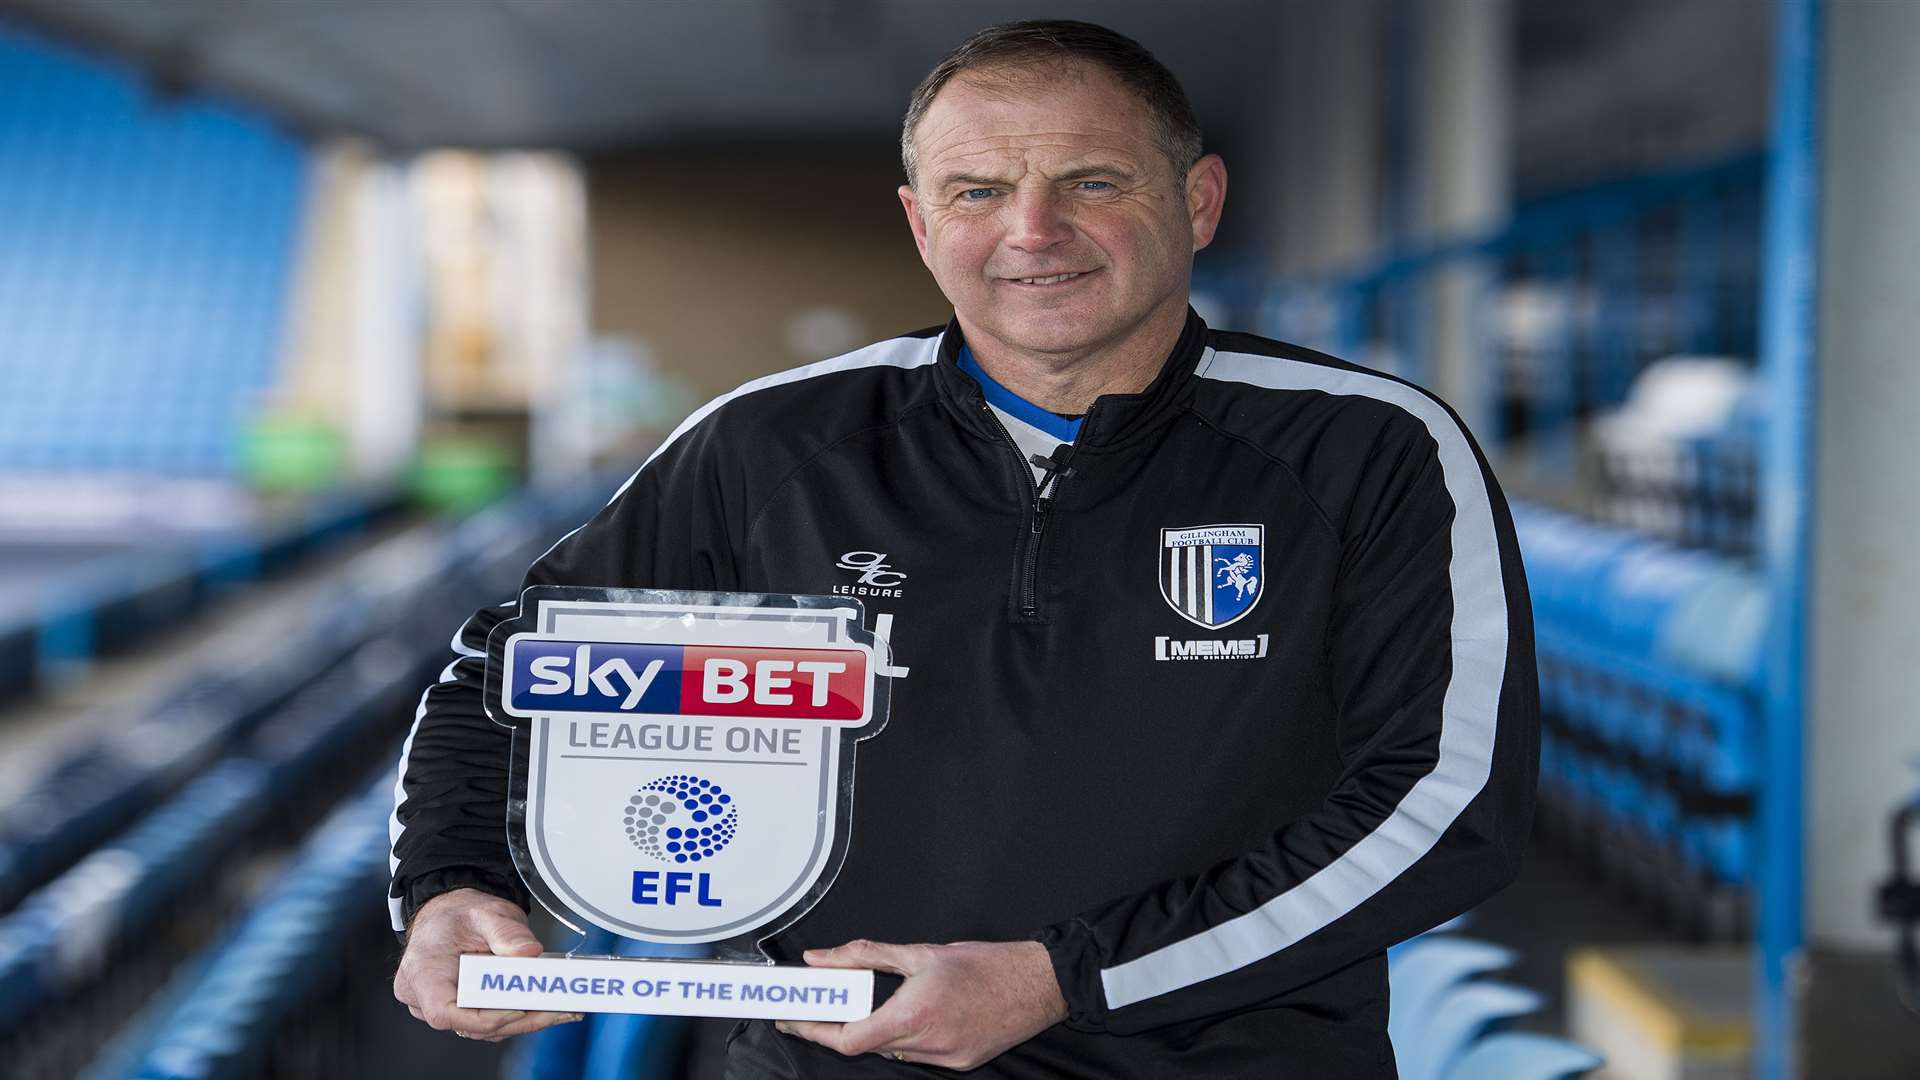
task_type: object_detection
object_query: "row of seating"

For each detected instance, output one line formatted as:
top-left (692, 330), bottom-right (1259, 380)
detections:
top-left (0, 487), bottom-right (397, 699)
top-left (0, 23), bottom-right (306, 476)
top-left (78, 777), bottom-right (398, 1080)
top-left (0, 475), bottom-right (619, 1078)
top-left (0, 492), bottom-right (398, 913)
top-left (0, 636), bottom-right (437, 1075)
top-left (1514, 500), bottom-right (1765, 938)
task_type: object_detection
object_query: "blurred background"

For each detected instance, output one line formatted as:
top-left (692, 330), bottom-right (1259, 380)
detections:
top-left (0, 1), bottom-right (1912, 1077)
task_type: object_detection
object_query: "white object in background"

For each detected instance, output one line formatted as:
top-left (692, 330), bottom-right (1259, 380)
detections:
top-left (1599, 356), bottom-right (1757, 444)
top-left (783, 307), bottom-right (866, 362)
top-left (351, 160), bottom-right (425, 482)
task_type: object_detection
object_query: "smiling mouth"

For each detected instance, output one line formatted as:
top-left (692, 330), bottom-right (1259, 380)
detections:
top-left (1003, 270), bottom-right (1096, 286)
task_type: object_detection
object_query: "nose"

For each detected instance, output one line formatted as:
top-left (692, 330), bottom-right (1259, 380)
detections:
top-left (1005, 187), bottom-right (1074, 253)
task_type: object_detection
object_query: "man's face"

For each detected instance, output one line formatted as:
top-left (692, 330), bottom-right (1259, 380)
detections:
top-left (899, 63), bottom-right (1225, 361)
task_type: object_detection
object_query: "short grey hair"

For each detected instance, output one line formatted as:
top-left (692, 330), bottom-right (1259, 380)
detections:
top-left (901, 19), bottom-right (1204, 188)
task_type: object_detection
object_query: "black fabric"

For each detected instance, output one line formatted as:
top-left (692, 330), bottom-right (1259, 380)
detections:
top-left (389, 311), bottom-right (1539, 1076)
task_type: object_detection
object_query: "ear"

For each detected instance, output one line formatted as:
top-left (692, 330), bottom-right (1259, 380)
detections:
top-left (1183, 154), bottom-right (1228, 252)
top-left (898, 184), bottom-right (933, 266)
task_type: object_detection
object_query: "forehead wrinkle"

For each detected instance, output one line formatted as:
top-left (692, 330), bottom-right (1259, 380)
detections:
top-left (922, 131), bottom-right (1157, 182)
top-left (921, 117), bottom-right (1152, 155)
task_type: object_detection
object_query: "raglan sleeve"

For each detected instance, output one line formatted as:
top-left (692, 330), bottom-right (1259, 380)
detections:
top-left (1034, 405), bottom-right (1539, 1033)
top-left (386, 416), bottom-right (746, 933)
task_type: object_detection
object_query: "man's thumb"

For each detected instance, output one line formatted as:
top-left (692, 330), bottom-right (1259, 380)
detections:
top-left (803, 939), bottom-right (910, 974)
top-left (478, 910), bottom-right (544, 957)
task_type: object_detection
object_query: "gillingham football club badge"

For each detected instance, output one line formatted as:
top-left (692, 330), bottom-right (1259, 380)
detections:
top-left (1159, 524), bottom-right (1264, 629)
top-left (459, 586), bottom-right (896, 1022)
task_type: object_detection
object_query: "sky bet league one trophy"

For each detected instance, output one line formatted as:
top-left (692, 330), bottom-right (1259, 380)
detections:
top-left (456, 586), bottom-right (895, 1022)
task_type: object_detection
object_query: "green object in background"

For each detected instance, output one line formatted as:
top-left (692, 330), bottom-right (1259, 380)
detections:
top-left (242, 416), bottom-right (347, 492)
top-left (412, 438), bottom-right (516, 512)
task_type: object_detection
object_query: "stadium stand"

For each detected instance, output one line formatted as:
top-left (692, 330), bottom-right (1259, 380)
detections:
top-left (11, 2), bottom-right (1911, 1075)
top-left (1516, 500), bottom-right (1765, 939)
top-left (0, 476), bottom-right (616, 1079)
top-left (0, 25), bottom-right (304, 476)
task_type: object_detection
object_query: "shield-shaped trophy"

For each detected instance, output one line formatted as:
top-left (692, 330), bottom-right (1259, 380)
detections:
top-left (456, 586), bottom-right (895, 1021)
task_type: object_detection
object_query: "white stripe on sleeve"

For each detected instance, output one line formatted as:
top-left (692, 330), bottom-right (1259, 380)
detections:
top-left (1096, 347), bottom-right (1509, 1010)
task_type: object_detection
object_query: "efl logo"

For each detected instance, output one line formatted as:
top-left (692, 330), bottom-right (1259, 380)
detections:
top-left (627, 774), bottom-right (738, 910)
top-left (503, 638), bottom-right (870, 723)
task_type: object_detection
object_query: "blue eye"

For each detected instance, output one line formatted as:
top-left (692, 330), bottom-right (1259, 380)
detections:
top-left (1077, 181), bottom-right (1113, 191)
top-left (962, 188), bottom-right (995, 200)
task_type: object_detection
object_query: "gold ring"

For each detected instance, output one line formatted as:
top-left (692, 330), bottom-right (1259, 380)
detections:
top-left (892, 1052), bottom-right (907, 1062)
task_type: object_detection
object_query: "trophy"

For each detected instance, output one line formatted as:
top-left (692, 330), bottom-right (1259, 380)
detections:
top-left (457, 586), bottom-right (896, 1022)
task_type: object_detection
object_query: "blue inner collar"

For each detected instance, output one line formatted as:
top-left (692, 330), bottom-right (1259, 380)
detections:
top-left (957, 345), bottom-right (1084, 443)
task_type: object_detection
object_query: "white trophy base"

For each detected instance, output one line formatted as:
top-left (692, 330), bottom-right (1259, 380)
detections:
top-left (458, 953), bottom-right (874, 1021)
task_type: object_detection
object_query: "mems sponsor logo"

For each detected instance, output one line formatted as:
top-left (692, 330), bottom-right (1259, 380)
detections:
top-left (1153, 634), bottom-right (1270, 661)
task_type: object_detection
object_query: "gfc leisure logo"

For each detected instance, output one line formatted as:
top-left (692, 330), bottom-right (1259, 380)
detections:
top-left (833, 551), bottom-right (905, 598)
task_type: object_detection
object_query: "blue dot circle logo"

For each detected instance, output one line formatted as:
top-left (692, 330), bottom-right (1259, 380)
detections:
top-left (623, 775), bottom-right (739, 864)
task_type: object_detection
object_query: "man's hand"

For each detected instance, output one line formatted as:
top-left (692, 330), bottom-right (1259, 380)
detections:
top-left (775, 939), bottom-right (1068, 1071)
top-left (393, 887), bottom-right (583, 1042)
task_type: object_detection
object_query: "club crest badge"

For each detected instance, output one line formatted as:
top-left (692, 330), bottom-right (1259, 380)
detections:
top-left (1159, 524), bottom-right (1264, 629)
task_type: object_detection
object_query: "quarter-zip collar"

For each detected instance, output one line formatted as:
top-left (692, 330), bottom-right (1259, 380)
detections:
top-left (958, 345), bottom-right (1085, 444)
top-left (933, 306), bottom-right (1208, 451)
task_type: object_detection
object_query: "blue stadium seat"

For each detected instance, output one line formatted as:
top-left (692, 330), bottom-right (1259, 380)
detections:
top-left (1387, 937), bottom-right (1515, 1058)
top-left (0, 24), bottom-right (306, 476)
top-left (1399, 982), bottom-right (1545, 1080)
top-left (1511, 501), bottom-right (1761, 936)
top-left (1441, 1031), bottom-right (1604, 1080)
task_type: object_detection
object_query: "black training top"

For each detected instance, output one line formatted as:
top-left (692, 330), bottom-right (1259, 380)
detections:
top-left (390, 309), bottom-right (1540, 1078)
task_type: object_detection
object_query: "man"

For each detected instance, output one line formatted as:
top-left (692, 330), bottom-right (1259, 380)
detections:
top-left (391, 19), bottom-right (1538, 1077)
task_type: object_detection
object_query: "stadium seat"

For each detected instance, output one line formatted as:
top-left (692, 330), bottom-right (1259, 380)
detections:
top-left (1441, 1031), bottom-right (1605, 1080)
top-left (1398, 981), bottom-right (1545, 1080)
top-left (1387, 936), bottom-right (1516, 1059)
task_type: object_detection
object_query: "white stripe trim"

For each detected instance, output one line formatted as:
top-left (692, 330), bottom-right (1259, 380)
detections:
top-left (387, 332), bottom-right (944, 930)
top-left (526, 333), bottom-right (944, 571)
top-left (1098, 346), bottom-right (1509, 1010)
top-left (449, 627), bottom-right (483, 658)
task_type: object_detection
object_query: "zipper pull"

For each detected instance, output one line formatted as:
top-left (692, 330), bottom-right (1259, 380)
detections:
top-left (1032, 496), bottom-right (1051, 532)
top-left (1028, 445), bottom-right (1076, 479)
